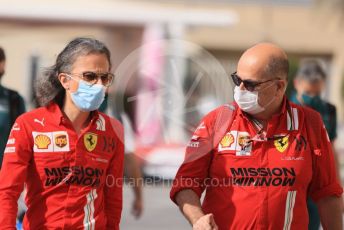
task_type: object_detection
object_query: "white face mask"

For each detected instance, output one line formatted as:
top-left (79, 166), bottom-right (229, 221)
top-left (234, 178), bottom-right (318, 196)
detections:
top-left (234, 84), bottom-right (275, 115)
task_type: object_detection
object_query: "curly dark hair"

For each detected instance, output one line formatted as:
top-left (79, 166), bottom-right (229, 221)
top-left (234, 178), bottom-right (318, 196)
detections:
top-left (35, 37), bottom-right (112, 107)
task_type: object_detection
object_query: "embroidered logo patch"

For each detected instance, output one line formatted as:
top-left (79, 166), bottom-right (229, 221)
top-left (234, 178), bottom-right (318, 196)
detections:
top-left (236, 132), bottom-right (252, 156)
top-left (274, 136), bottom-right (289, 153)
top-left (54, 134), bottom-right (68, 148)
top-left (84, 132), bottom-right (98, 152)
top-left (33, 131), bottom-right (70, 153)
top-left (220, 133), bottom-right (235, 148)
top-left (34, 134), bottom-right (51, 149)
top-left (218, 131), bottom-right (238, 152)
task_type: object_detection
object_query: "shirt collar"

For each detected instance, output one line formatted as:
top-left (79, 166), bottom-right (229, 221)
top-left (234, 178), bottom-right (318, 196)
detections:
top-left (237, 96), bottom-right (288, 119)
top-left (237, 96), bottom-right (295, 134)
top-left (46, 102), bottom-right (100, 126)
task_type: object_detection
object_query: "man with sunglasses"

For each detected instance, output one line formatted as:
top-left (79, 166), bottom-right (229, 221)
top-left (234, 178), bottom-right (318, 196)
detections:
top-left (170, 43), bottom-right (343, 230)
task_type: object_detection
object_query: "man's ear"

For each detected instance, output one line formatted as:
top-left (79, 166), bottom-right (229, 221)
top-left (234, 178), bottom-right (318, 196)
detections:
top-left (58, 73), bottom-right (70, 90)
top-left (276, 80), bottom-right (287, 96)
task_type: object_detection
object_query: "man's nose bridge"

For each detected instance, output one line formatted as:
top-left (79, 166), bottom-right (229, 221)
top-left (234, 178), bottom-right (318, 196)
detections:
top-left (239, 82), bottom-right (245, 90)
top-left (95, 74), bottom-right (103, 84)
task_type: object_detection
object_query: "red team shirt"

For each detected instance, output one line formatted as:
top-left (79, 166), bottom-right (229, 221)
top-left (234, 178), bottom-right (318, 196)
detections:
top-left (170, 97), bottom-right (343, 230)
top-left (0, 103), bottom-right (124, 230)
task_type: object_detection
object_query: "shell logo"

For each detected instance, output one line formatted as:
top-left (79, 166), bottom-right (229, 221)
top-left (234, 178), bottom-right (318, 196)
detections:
top-left (220, 133), bottom-right (234, 148)
top-left (34, 134), bottom-right (51, 149)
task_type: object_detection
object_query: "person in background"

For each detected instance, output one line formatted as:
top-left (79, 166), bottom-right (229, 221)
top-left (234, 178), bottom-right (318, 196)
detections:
top-left (0, 37), bottom-right (124, 229)
top-left (100, 94), bottom-right (143, 218)
top-left (0, 47), bottom-right (26, 169)
top-left (291, 59), bottom-right (342, 230)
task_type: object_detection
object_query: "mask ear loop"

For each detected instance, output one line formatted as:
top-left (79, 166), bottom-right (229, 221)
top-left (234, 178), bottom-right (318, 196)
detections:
top-left (258, 80), bottom-right (276, 92)
top-left (257, 81), bottom-right (279, 109)
top-left (63, 74), bottom-right (73, 91)
top-left (59, 73), bottom-right (72, 91)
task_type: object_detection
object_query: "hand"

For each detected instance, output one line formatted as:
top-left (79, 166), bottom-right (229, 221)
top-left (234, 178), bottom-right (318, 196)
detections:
top-left (193, 213), bottom-right (218, 230)
top-left (131, 197), bottom-right (143, 219)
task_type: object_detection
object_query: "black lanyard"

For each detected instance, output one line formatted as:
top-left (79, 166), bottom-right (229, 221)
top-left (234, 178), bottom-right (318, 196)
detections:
top-left (243, 104), bottom-right (294, 145)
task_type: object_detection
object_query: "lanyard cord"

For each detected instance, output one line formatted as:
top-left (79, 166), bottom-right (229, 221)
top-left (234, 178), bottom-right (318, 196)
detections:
top-left (244, 104), bottom-right (293, 144)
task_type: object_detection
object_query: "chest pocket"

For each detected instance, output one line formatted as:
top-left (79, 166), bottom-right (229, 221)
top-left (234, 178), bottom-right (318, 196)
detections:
top-left (82, 134), bottom-right (115, 173)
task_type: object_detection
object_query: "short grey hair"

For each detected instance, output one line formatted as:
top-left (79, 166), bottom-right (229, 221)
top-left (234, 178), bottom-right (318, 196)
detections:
top-left (295, 59), bottom-right (326, 83)
top-left (35, 37), bottom-right (112, 107)
top-left (265, 55), bottom-right (289, 80)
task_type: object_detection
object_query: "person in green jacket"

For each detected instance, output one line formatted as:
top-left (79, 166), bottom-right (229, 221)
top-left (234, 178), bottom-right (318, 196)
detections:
top-left (290, 59), bottom-right (341, 230)
top-left (0, 47), bottom-right (26, 169)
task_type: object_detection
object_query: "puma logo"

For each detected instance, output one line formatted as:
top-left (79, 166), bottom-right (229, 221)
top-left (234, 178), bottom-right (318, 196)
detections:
top-left (34, 118), bottom-right (45, 127)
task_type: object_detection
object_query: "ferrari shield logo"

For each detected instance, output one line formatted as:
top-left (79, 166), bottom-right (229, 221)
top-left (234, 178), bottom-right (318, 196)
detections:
top-left (274, 136), bottom-right (289, 153)
top-left (84, 132), bottom-right (98, 152)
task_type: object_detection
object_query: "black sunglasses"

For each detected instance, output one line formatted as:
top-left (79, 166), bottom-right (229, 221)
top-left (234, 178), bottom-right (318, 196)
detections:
top-left (231, 72), bottom-right (278, 92)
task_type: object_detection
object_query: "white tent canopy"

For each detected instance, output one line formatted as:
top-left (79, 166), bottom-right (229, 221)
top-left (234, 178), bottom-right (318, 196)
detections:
top-left (0, 0), bottom-right (238, 27)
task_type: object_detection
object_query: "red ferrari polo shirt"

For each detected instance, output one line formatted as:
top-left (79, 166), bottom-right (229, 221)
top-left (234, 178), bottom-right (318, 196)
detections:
top-left (0, 103), bottom-right (124, 230)
top-left (171, 98), bottom-right (342, 230)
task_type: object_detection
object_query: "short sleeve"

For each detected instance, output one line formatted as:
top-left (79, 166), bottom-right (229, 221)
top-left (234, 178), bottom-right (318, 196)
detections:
top-left (308, 120), bottom-right (343, 201)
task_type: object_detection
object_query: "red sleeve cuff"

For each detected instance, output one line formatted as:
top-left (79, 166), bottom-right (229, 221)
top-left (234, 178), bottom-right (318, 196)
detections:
top-left (310, 182), bottom-right (343, 202)
top-left (170, 177), bottom-right (205, 204)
